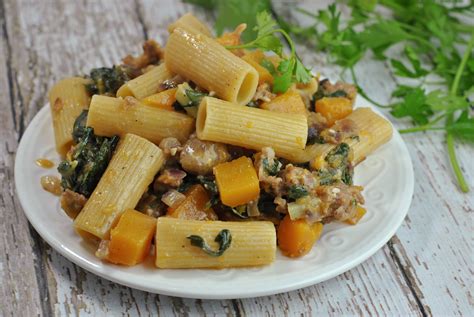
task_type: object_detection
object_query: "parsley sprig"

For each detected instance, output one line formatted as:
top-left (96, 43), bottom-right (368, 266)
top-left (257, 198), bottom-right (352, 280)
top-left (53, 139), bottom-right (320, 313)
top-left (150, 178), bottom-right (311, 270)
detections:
top-left (184, 0), bottom-right (473, 192)
top-left (282, 2), bottom-right (474, 193)
top-left (225, 11), bottom-right (312, 93)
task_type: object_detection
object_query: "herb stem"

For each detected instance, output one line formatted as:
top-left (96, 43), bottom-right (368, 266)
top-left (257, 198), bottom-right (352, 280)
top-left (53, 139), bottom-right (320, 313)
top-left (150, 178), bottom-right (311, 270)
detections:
top-left (399, 126), bottom-right (445, 134)
top-left (445, 31), bottom-right (474, 193)
top-left (226, 28), bottom-right (296, 56)
top-left (349, 67), bottom-right (392, 108)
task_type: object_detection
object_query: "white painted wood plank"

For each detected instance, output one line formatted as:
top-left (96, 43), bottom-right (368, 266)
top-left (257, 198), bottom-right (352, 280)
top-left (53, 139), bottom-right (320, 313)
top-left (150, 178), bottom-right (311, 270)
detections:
top-left (2, 0), bottom-right (472, 315)
top-left (284, 2), bottom-right (474, 314)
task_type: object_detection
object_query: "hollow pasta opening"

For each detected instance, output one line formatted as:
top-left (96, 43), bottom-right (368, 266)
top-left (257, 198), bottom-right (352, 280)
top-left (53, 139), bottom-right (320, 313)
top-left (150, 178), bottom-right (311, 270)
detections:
top-left (236, 69), bottom-right (259, 105)
top-left (196, 97), bottom-right (208, 137)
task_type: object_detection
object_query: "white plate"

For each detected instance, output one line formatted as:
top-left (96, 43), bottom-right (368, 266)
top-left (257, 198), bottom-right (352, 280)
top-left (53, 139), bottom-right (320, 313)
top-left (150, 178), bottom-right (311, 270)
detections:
top-left (15, 102), bottom-right (414, 299)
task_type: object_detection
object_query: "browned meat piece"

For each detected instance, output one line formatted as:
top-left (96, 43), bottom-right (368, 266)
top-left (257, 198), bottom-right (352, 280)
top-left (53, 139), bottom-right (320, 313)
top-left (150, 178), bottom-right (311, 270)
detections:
top-left (254, 147), bottom-right (283, 195)
top-left (282, 164), bottom-right (318, 192)
top-left (60, 189), bottom-right (87, 219)
top-left (274, 196), bottom-right (288, 214)
top-left (179, 136), bottom-right (230, 175)
top-left (320, 118), bottom-right (357, 144)
top-left (159, 75), bottom-right (185, 91)
top-left (122, 40), bottom-right (164, 72)
top-left (159, 137), bottom-right (182, 157)
top-left (316, 183), bottom-right (364, 222)
top-left (307, 111), bottom-right (329, 144)
top-left (136, 192), bottom-right (167, 218)
top-left (253, 83), bottom-right (276, 103)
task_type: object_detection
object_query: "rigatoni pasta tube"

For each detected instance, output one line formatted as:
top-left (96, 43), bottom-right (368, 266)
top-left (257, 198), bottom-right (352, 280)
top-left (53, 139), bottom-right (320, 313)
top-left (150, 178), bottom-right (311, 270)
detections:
top-left (116, 64), bottom-right (173, 99)
top-left (87, 95), bottom-right (194, 143)
top-left (74, 134), bottom-right (164, 240)
top-left (168, 13), bottom-right (213, 37)
top-left (48, 77), bottom-right (91, 156)
top-left (165, 28), bottom-right (259, 105)
top-left (285, 107), bottom-right (393, 165)
top-left (155, 218), bottom-right (276, 268)
top-left (196, 97), bottom-right (307, 160)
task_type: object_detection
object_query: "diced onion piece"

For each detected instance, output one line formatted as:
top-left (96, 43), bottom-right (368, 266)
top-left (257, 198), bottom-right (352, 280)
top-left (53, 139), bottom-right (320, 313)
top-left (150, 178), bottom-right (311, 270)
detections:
top-left (161, 189), bottom-right (186, 208)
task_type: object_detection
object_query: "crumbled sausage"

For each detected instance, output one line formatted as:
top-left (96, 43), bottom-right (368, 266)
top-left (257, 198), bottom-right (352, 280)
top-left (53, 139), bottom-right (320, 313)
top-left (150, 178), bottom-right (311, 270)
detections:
top-left (320, 118), bottom-right (357, 144)
top-left (179, 136), bottom-right (230, 175)
top-left (60, 189), bottom-right (87, 219)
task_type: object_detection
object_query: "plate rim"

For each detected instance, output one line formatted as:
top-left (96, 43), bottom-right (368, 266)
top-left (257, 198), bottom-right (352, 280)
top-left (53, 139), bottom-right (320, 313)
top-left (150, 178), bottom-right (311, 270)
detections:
top-left (14, 103), bottom-right (414, 299)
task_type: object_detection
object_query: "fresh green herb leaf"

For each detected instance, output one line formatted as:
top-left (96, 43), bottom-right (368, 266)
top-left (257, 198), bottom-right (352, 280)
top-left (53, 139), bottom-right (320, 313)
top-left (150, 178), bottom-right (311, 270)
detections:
top-left (390, 87), bottom-right (433, 125)
top-left (448, 110), bottom-right (474, 142)
top-left (425, 90), bottom-right (469, 113)
top-left (273, 59), bottom-right (294, 93)
top-left (187, 229), bottom-right (232, 257)
top-left (225, 11), bottom-right (312, 93)
top-left (260, 59), bottom-right (276, 75)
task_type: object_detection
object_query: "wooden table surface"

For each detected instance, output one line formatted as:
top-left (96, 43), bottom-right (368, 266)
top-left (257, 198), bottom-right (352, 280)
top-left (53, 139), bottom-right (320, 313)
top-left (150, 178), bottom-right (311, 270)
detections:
top-left (1, 0), bottom-right (472, 316)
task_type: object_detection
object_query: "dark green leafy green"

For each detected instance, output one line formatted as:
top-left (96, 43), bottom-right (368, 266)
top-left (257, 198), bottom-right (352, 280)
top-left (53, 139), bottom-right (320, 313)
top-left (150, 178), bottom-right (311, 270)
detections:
top-left (85, 66), bottom-right (130, 96)
top-left (262, 157), bottom-right (281, 176)
top-left (187, 229), bottom-right (232, 257)
top-left (58, 125), bottom-right (119, 197)
top-left (72, 110), bottom-right (88, 143)
top-left (287, 185), bottom-right (309, 200)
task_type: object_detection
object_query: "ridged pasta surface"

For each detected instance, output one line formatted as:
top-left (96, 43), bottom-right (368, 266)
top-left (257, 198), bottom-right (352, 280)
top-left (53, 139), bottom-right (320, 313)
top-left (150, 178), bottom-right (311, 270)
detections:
top-left (74, 134), bottom-right (164, 240)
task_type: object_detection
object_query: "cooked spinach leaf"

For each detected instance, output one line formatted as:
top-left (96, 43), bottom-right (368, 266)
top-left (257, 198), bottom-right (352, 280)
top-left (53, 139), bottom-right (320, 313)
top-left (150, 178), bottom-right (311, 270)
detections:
top-left (58, 124), bottom-right (119, 197)
top-left (72, 110), bottom-right (88, 143)
top-left (324, 142), bottom-right (353, 185)
top-left (262, 157), bottom-right (281, 176)
top-left (187, 229), bottom-right (232, 257)
top-left (287, 185), bottom-right (309, 200)
top-left (85, 66), bottom-right (130, 96)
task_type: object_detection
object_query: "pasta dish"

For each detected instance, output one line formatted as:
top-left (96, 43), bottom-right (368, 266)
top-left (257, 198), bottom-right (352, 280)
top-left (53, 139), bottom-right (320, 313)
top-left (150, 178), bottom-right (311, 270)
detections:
top-left (40, 13), bottom-right (393, 269)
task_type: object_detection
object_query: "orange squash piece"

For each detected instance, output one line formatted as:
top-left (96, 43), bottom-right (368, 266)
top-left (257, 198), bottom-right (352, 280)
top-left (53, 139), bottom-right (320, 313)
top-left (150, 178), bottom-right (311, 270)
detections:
top-left (242, 55), bottom-right (274, 85)
top-left (315, 97), bottom-right (353, 126)
top-left (277, 215), bottom-right (323, 258)
top-left (107, 209), bottom-right (156, 266)
top-left (346, 205), bottom-right (366, 225)
top-left (213, 156), bottom-right (260, 207)
top-left (141, 88), bottom-right (177, 111)
top-left (260, 90), bottom-right (306, 115)
top-left (167, 184), bottom-right (218, 220)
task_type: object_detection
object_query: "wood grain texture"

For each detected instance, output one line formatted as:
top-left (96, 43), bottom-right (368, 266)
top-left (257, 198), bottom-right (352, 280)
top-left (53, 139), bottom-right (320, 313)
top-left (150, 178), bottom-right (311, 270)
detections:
top-left (0, 0), bottom-right (472, 316)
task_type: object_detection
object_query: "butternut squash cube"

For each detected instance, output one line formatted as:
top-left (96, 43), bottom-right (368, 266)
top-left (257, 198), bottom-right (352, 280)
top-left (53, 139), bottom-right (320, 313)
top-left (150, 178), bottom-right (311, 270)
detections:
top-left (167, 184), bottom-right (218, 220)
top-left (277, 215), bottom-right (324, 258)
top-left (242, 55), bottom-right (274, 85)
top-left (107, 209), bottom-right (156, 266)
top-left (141, 88), bottom-right (177, 111)
top-left (315, 97), bottom-right (353, 126)
top-left (213, 157), bottom-right (260, 207)
top-left (260, 90), bottom-right (306, 115)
